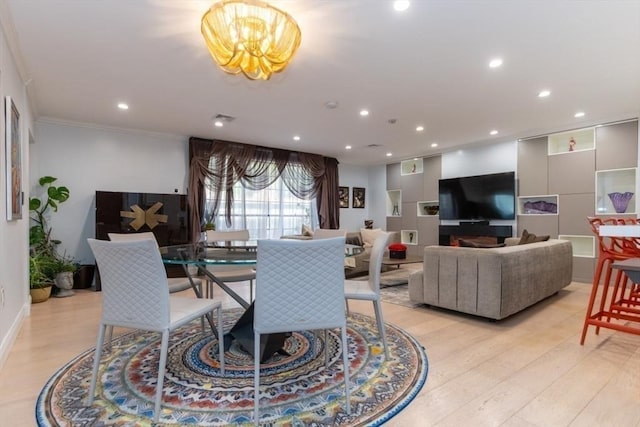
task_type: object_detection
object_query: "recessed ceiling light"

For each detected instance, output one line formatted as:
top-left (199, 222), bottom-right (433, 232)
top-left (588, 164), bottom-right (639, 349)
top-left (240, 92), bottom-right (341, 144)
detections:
top-left (325, 101), bottom-right (338, 109)
top-left (214, 121), bottom-right (223, 127)
top-left (393, 1), bottom-right (410, 12)
top-left (416, 125), bottom-right (424, 132)
top-left (345, 145), bottom-right (352, 150)
top-left (574, 111), bottom-right (585, 118)
top-left (386, 152), bottom-right (393, 157)
top-left (293, 135), bottom-right (301, 141)
top-left (489, 58), bottom-right (503, 68)
top-left (430, 142), bottom-right (438, 148)
top-left (360, 109), bottom-right (369, 116)
top-left (538, 90), bottom-right (551, 98)
top-left (117, 103), bottom-right (129, 110)
top-left (490, 130), bottom-right (498, 135)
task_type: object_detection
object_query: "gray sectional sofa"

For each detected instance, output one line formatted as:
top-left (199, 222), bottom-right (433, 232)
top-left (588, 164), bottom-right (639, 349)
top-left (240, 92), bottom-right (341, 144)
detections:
top-left (408, 238), bottom-right (573, 320)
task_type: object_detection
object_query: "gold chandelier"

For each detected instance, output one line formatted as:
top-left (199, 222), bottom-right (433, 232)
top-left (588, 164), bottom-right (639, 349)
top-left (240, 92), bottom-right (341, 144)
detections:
top-left (201, 0), bottom-right (302, 80)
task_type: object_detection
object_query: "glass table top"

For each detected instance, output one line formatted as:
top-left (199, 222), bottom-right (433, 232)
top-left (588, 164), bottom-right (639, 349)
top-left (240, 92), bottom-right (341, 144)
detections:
top-left (160, 241), bottom-right (364, 266)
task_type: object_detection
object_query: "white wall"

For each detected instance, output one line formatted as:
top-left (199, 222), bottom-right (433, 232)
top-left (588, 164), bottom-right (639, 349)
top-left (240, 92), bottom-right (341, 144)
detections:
top-left (338, 163), bottom-right (386, 232)
top-left (0, 17), bottom-right (35, 368)
top-left (441, 140), bottom-right (517, 179)
top-left (34, 121), bottom-right (189, 264)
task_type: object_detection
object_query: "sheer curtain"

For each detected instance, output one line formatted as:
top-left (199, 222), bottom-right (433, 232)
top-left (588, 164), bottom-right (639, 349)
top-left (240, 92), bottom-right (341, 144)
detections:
top-left (188, 137), bottom-right (338, 242)
top-left (205, 165), bottom-right (319, 239)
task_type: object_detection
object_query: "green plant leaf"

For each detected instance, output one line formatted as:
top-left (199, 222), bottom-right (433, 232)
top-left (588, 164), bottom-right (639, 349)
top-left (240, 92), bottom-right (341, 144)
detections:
top-left (39, 176), bottom-right (57, 186)
top-left (29, 198), bottom-right (41, 210)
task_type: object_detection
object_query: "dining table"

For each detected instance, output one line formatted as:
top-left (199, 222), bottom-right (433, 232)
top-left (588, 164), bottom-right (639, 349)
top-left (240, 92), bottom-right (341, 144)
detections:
top-left (160, 240), bottom-right (364, 362)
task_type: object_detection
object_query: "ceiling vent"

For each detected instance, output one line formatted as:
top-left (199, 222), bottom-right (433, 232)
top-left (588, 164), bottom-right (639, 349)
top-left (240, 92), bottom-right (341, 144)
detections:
top-left (366, 143), bottom-right (383, 148)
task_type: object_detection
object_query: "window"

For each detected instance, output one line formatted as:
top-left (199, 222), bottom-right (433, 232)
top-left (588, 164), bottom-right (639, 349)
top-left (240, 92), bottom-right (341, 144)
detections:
top-left (204, 176), bottom-right (318, 239)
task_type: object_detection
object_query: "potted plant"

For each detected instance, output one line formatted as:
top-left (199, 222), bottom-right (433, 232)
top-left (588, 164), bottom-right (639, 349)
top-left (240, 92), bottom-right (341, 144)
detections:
top-left (51, 253), bottom-right (78, 297)
top-left (29, 176), bottom-right (74, 297)
top-left (29, 250), bottom-right (56, 303)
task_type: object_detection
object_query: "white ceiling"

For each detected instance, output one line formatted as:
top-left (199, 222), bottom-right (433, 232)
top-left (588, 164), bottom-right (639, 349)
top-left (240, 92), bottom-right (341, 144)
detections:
top-left (3, 0), bottom-right (640, 165)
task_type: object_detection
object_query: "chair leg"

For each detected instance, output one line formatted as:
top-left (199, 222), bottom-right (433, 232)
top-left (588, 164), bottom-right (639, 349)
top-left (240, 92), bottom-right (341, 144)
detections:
top-left (249, 279), bottom-right (254, 302)
top-left (87, 323), bottom-right (107, 405)
top-left (373, 300), bottom-right (390, 360)
top-left (153, 331), bottom-right (170, 423)
top-left (341, 326), bottom-right (351, 414)
top-left (254, 330), bottom-right (261, 424)
top-left (106, 325), bottom-right (114, 350)
top-left (324, 329), bottom-right (329, 367)
top-left (345, 299), bottom-right (350, 315)
top-left (216, 306), bottom-right (225, 375)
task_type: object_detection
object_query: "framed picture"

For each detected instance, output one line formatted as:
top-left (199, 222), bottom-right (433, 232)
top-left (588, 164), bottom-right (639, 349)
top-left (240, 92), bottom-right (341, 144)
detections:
top-left (339, 186), bottom-right (349, 208)
top-left (352, 187), bottom-right (365, 209)
top-left (5, 96), bottom-right (22, 220)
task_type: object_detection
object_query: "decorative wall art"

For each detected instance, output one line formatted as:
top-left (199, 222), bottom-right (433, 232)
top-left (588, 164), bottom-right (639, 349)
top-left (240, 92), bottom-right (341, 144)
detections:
top-left (352, 187), bottom-right (365, 209)
top-left (339, 186), bottom-right (349, 208)
top-left (5, 96), bottom-right (22, 220)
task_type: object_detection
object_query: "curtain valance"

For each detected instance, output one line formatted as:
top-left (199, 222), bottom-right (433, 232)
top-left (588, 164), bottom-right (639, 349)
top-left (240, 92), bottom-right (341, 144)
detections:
top-left (188, 137), bottom-right (339, 242)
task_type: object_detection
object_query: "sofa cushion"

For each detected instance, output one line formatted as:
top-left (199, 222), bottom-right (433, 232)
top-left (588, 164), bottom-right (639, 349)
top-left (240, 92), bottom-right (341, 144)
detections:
top-left (518, 229), bottom-right (550, 245)
top-left (345, 232), bottom-right (363, 246)
top-left (360, 228), bottom-right (384, 248)
top-left (458, 239), bottom-right (506, 248)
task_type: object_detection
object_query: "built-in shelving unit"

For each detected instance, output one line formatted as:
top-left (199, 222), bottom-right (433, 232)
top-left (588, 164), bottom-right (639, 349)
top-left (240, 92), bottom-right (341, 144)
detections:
top-left (558, 235), bottom-right (595, 258)
top-left (595, 167), bottom-right (637, 215)
top-left (417, 200), bottom-right (439, 217)
top-left (401, 230), bottom-right (418, 245)
top-left (517, 195), bottom-right (559, 215)
top-left (386, 190), bottom-right (402, 217)
top-left (548, 127), bottom-right (595, 155)
top-left (401, 158), bottom-right (423, 175)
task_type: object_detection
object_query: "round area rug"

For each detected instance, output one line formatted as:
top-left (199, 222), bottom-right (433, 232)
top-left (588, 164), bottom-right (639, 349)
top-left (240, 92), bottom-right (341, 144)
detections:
top-left (36, 309), bottom-right (428, 426)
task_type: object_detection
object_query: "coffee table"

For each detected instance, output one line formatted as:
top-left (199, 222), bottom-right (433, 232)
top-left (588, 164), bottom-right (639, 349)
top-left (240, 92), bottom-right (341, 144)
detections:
top-left (365, 255), bottom-right (422, 269)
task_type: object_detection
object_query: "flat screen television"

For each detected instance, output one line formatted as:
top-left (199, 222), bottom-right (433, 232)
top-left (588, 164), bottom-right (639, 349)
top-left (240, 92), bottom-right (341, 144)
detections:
top-left (438, 172), bottom-right (516, 220)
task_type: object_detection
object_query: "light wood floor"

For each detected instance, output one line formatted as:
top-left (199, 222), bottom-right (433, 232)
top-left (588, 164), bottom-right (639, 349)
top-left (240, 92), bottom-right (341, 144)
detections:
top-left (2, 279), bottom-right (640, 426)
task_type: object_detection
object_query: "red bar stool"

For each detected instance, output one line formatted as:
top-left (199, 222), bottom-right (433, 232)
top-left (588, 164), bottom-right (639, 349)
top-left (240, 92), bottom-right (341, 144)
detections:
top-left (580, 217), bottom-right (640, 344)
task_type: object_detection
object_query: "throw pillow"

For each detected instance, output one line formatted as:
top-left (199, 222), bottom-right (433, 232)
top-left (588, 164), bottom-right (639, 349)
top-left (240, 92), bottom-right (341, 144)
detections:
top-left (518, 229), bottom-right (550, 245)
top-left (345, 232), bottom-right (363, 247)
top-left (360, 227), bottom-right (383, 248)
top-left (301, 224), bottom-right (314, 237)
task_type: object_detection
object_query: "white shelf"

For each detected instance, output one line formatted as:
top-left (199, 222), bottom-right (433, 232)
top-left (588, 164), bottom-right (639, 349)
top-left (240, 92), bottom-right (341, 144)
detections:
top-left (548, 127), bottom-right (595, 155)
top-left (401, 230), bottom-right (418, 245)
top-left (595, 167), bottom-right (637, 215)
top-left (386, 190), bottom-right (402, 217)
top-left (517, 195), bottom-right (559, 215)
top-left (401, 158), bottom-right (423, 175)
top-left (417, 200), bottom-right (439, 217)
top-left (558, 235), bottom-right (595, 258)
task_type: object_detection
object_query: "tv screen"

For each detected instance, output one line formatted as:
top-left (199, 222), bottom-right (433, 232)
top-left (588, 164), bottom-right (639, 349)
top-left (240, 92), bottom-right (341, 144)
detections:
top-left (438, 172), bottom-right (516, 220)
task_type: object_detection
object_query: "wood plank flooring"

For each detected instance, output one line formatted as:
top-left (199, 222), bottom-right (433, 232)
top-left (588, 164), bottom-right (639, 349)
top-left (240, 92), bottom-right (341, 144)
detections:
top-left (1, 279), bottom-right (640, 426)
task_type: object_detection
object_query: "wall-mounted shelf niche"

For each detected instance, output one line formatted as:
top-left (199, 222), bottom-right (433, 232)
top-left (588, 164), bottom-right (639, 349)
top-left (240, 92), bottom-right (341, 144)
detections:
top-left (595, 167), bottom-right (637, 215)
top-left (558, 235), bottom-right (595, 258)
top-left (386, 190), bottom-right (402, 217)
top-left (548, 127), bottom-right (595, 155)
top-left (517, 195), bottom-right (559, 215)
top-left (401, 230), bottom-right (418, 245)
top-left (417, 201), bottom-right (439, 217)
top-left (401, 158), bottom-right (423, 175)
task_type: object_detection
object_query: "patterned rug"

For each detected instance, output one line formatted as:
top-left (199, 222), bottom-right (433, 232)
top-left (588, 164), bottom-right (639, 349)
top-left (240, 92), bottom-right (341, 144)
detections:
top-left (36, 309), bottom-right (428, 426)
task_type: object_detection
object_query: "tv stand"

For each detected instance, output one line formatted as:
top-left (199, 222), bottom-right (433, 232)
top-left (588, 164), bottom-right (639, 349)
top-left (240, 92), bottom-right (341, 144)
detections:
top-left (439, 223), bottom-right (512, 246)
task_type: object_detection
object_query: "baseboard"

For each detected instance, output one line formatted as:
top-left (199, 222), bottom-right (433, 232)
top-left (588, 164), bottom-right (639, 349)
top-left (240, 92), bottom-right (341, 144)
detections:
top-left (0, 301), bottom-right (29, 371)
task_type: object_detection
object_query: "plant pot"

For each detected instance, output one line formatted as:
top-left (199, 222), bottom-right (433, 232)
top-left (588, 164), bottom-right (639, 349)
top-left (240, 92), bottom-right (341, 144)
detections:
top-left (54, 271), bottom-right (75, 297)
top-left (30, 286), bottom-right (53, 303)
top-left (73, 264), bottom-right (95, 289)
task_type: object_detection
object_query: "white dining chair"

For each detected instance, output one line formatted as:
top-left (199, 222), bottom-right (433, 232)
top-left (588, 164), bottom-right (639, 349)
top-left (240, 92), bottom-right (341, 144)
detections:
top-left (253, 237), bottom-right (351, 422)
top-left (86, 238), bottom-right (225, 423)
top-left (344, 231), bottom-right (392, 359)
top-left (205, 229), bottom-right (257, 301)
top-left (108, 232), bottom-right (202, 294)
top-left (312, 228), bottom-right (347, 239)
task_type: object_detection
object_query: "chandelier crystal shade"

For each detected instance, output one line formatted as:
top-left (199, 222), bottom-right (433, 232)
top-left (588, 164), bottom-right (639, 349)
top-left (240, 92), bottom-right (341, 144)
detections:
top-left (201, 0), bottom-right (302, 80)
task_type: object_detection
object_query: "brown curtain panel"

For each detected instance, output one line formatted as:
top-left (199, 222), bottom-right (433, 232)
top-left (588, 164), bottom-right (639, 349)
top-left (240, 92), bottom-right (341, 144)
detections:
top-left (188, 137), bottom-right (339, 242)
